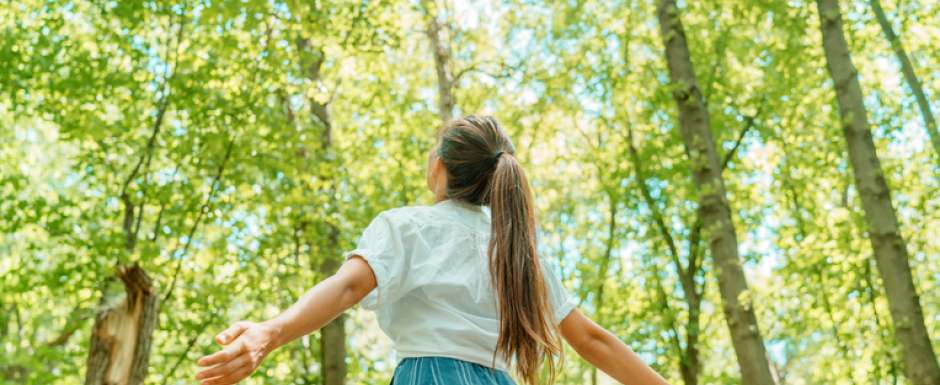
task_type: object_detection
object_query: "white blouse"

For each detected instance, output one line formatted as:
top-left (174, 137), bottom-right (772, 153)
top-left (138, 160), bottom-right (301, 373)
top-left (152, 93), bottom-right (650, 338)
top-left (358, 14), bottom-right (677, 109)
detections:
top-left (343, 198), bottom-right (577, 371)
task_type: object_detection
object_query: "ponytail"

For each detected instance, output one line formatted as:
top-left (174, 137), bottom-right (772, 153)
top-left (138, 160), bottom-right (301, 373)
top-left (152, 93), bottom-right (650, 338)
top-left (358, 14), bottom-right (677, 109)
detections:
top-left (488, 153), bottom-right (561, 385)
top-left (436, 115), bottom-right (561, 385)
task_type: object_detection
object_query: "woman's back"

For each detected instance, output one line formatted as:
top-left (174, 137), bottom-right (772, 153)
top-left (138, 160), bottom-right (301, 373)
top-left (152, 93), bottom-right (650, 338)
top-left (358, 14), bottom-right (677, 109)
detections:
top-left (343, 198), bottom-right (575, 371)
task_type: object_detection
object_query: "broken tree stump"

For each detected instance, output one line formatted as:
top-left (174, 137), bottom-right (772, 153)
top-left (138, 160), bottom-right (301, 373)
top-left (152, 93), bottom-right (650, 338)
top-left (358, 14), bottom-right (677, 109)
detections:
top-left (84, 264), bottom-right (159, 385)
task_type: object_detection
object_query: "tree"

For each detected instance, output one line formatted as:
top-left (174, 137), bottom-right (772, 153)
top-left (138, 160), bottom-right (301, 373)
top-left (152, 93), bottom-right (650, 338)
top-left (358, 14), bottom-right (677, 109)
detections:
top-left (627, 124), bottom-right (705, 385)
top-left (298, 41), bottom-right (347, 385)
top-left (655, 1), bottom-right (776, 384)
top-left (3, 1), bottom-right (940, 384)
top-left (867, 0), bottom-right (939, 165)
top-left (84, 265), bottom-right (158, 385)
top-left (423, 0), bottom-right (457, 123)
top-left (814, 1), bottom-right (940, 384)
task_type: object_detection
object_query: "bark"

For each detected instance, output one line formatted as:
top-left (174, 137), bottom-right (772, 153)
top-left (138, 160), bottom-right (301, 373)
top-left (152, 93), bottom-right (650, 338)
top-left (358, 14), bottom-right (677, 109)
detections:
top-left (298, 38), bottom-right (347, 385)
top-left (815, 1), bottom-right (940, 384)
top-left (85, 264), bottom-right (159, 385)
top-left (318, 199), bottom-right (346, 385)
top-left (868, 0), bottom-right (940, 164)
top-left (317, 105), bottom-right (346, 385)
top-left (319, 307), bottom-right (346, 385)
top-left (655, 2), bottom-right (775, 384)
top-left (862, 258), bottom-right (902, 384)
top-left (424, 3), bottom-right (456, 123)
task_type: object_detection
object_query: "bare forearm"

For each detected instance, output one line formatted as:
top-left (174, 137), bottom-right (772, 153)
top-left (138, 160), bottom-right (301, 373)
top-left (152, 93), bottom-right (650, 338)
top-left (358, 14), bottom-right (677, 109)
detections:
top-left (561, 309), bottom-right (671, 385)
top-left (197, 257), bottom-right (376, 385)
top-left (575, 330), bottom-right (670, 385)
top-left (262, 275), bottom-right (354, 348)
top-left (263, 257), bottom-right (376, 349)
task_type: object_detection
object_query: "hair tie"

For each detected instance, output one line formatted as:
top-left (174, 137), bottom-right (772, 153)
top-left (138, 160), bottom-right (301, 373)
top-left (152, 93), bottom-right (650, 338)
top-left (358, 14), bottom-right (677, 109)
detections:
top-left (492, 151), bottom-right (507, 165)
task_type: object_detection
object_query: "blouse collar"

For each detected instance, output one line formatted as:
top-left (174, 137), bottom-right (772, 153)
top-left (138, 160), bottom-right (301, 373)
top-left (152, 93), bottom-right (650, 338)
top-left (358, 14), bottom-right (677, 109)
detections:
top-left (437, 198), bottom-right (485, 213)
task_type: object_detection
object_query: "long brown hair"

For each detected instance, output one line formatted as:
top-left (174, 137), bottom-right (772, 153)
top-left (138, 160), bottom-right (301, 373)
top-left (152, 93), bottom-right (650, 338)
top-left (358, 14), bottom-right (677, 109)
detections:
top-left (436, 115), bottom-right (561, 385)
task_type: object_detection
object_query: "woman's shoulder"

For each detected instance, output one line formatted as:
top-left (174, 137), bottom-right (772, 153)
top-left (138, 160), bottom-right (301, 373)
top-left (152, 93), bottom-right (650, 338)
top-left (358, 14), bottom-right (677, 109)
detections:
top-left (376, 201), bottom-right (482, 233)
top-left (372, 204), bottom-right (438, 229)
top-left (378, 203), bottom-right (433, 219)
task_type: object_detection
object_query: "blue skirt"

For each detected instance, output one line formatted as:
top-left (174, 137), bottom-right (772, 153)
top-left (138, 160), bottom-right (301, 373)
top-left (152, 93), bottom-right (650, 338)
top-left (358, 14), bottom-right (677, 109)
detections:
top-left (390, 357), bottom-right (517, 385)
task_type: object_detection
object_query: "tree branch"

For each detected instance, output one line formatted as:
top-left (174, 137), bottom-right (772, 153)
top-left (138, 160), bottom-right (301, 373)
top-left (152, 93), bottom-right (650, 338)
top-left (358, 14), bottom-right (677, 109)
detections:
top-left (45, 306), bottom-right (93, 347)
top-left (594, 191), bottom-right (619, 322)
top-left (625, 123), bottom-right (689, 288)
top-left (160, 314), bottom-right (217, 385)
top-left (162, 135), bottom-right (237, 303)
top-left (720, 101), bottom-right (765, 170)
top-left (119, 11), bottom-right (186, 254)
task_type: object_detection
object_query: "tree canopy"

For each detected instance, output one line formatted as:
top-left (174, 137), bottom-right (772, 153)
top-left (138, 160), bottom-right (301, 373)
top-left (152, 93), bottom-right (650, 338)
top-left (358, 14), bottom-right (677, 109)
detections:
top-left (1, 0), bottom-right (939, 384)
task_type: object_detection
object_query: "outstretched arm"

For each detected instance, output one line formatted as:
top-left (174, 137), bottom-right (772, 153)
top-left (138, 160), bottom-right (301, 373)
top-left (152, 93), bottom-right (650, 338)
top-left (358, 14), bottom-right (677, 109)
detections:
top-left (560, 308), bottom-right (671, 385)
top-left (195, 256), bottom-right (377, 385)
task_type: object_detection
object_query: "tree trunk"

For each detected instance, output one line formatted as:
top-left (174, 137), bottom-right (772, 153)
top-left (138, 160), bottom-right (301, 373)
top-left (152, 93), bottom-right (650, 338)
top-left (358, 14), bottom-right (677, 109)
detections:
top-left (424, 3), bottom-right (456, 123)
top-left (627, 123), bottom-right (705, 385)
top-left (319, 248), bottom-right (346, 385)
top-left (590, 192), bottom-right (618, 385)
top-left (88, 89), bottom-right (168, 383)
top-left (298, 38), bottom-right (347, 385)
top-left (815, 1), bottom-right (940, 384)
top-left (320, 261), bottom-right (346, 385)
top-left (868, 0), bottom-right (940, 164)
top-left (85, 264), bottom-right (159, 385)
top-left (655, 2), bottom-right (776, 384)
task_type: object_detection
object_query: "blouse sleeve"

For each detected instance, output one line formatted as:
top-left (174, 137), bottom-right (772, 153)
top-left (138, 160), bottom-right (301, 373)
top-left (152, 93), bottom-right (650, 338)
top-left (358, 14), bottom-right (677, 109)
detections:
top-left (342, 211), bottom-right (409, 310)
top-left (542, 258), bottom-right (577, 325)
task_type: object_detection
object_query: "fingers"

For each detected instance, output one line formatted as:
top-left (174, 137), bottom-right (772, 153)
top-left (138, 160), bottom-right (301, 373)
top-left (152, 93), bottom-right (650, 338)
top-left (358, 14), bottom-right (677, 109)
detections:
top-left (197, 341), bottom-right (244, 367)
top-left (215, 321), bottom-right (250, 345)
top-left (200, 360), bottom-right (253, 385)
top-left (196, 353), bottom-right (249, 381)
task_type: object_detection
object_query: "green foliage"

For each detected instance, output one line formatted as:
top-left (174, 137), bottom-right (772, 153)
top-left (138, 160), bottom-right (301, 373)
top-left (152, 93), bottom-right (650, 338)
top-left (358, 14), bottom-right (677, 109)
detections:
top-left (1, 0), bottom-right (938, 384)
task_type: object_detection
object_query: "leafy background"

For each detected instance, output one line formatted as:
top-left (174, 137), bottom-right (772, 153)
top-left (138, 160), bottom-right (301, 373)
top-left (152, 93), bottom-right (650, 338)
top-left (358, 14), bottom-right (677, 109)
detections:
top-left (1, 0), bottom-right (938, 384)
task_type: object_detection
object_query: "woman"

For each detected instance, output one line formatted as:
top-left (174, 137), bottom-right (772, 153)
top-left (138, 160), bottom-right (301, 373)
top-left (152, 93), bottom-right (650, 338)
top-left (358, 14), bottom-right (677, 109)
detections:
top-left (195, 115), bottom-right (671, 385)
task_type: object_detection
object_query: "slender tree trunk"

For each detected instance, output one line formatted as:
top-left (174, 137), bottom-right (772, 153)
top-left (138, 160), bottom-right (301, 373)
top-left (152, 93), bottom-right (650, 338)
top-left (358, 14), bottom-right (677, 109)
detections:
top-left (318, 200), bottom-right (346, 385)
top-left (863, 253), bottom-right (902, 384)
top-left (626, 124), bottom-right (705, 385)
top-left (318, 211), bottom-right (346, 385)
top-left (424, 3), bottom-right (456, 123)
top-left (815, 1), bottom-right (940, 384)
top-left (655, 2), bottom-right (775, 384)
top-left (626, 109), bottom-right (753, 385)
top-left (681, 260), bottom-right (702, 385)
top-left (85, 264), bottom-right (159, 385)
top-left (87, 88), bottom-right (170, 383)
top-left (590, 192), bottom-right (618, 385)
top-left (868, 0), bottom-right (940, 163)
top-left (319, 256), bottom-right (346, 385)
top-left (298, 39), bottom-right (347, 385)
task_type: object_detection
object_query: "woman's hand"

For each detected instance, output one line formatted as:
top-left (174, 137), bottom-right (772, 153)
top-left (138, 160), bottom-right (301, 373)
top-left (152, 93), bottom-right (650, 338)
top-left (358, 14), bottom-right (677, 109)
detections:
top-left (194, 257), bottom-right (377, 385)
top-left (195, 321), bottom-right (281, 385)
